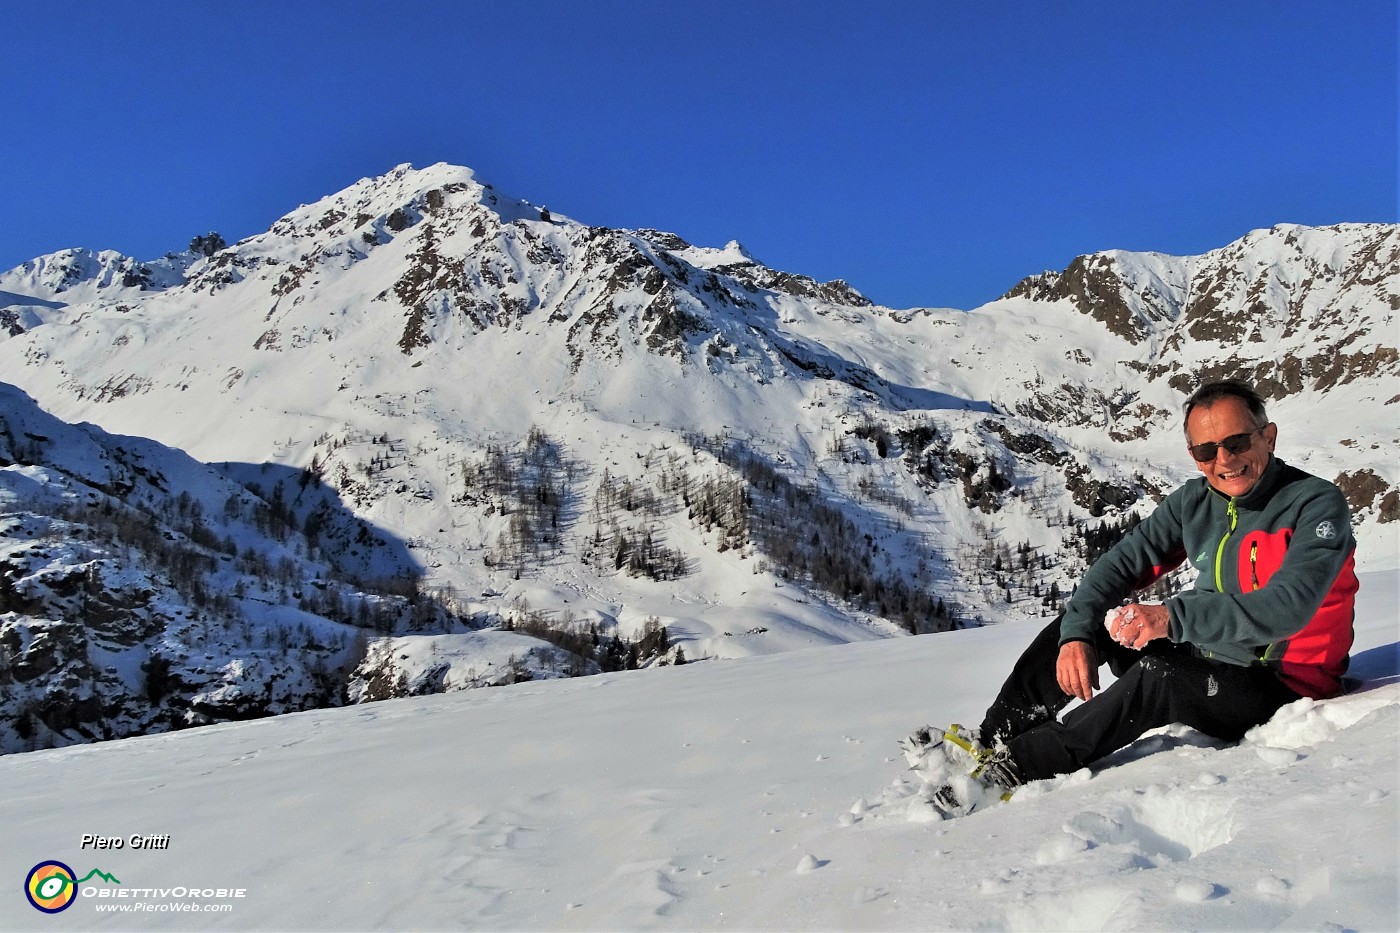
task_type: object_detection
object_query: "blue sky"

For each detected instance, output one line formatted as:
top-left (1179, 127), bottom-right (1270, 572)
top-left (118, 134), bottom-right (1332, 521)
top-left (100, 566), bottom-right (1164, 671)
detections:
top-left (3, 1), bottom-right (1394, 310)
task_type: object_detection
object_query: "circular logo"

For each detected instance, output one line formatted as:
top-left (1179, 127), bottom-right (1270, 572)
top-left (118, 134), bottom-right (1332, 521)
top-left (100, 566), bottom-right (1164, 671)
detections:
top-left (1316, 520), bottom-right (1337, 540)
top-left (25, 861), bottom-right (78, 913)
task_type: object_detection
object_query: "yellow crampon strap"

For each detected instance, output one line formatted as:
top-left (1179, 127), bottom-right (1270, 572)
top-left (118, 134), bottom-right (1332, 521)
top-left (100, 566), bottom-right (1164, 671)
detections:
top-left (943, 724), bottom-right (987, 761)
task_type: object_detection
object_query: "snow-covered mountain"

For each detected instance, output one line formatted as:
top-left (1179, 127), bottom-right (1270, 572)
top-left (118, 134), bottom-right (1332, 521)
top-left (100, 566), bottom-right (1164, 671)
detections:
top-left (1001, 222), bottom-right (1399, 433)
top-left (0, 380), bottom-right (609, 754)
top-left (1, 162), bottom-right (1395, 753)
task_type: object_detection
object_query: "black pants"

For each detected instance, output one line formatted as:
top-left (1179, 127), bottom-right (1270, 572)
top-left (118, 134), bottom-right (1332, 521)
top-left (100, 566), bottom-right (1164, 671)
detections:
top-left (978, 614), bottom-right (1302, 782)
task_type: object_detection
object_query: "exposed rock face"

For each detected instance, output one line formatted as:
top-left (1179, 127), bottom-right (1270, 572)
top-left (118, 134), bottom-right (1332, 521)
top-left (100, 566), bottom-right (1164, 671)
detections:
top-left (1009, 380), bottom-right (1172, 443)
top-left (1334, 469), bottom-right (1400, 525)
top-left (1005, 253), bottom-right (1179, 344)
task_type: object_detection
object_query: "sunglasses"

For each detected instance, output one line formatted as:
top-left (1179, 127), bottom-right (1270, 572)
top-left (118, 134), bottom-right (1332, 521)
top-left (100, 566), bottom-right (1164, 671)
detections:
top-left (1188, 426), bottom-right (1266, 463)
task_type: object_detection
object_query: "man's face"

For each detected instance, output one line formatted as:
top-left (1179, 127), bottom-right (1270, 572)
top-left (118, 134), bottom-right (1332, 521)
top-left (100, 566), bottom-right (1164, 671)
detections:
top-left (1186, 396), bottom-right (1277, 498)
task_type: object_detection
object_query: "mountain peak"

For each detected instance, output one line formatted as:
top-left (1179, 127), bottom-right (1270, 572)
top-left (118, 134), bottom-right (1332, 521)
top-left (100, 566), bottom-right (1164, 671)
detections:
top-left (722, 239), bottom-right (755, 262)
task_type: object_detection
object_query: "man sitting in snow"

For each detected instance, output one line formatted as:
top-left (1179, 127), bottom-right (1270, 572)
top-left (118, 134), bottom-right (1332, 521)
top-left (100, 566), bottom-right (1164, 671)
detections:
top-left (906, 379), bottom-right (1359, 816)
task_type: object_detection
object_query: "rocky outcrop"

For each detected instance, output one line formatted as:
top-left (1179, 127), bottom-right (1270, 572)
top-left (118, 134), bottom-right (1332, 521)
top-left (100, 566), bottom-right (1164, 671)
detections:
top-left (1334, 468), bottom-right (1399, 525)
top-left (1004, 253), bottom-right (1173, 344)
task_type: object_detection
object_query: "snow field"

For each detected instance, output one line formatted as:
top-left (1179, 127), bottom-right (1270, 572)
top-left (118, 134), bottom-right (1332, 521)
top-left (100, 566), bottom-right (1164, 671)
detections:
top-left (0, 569), bottom-right (1393, 931)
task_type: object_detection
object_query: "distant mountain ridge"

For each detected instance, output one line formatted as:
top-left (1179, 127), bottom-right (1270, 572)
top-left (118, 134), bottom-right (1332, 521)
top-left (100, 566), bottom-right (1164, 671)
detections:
top-left (0, 247), bottom-right (194, 338)
top-left (1, 162), bottom-right (1395, 752)
top-left (1003, 222), bottom-right (1397, 397)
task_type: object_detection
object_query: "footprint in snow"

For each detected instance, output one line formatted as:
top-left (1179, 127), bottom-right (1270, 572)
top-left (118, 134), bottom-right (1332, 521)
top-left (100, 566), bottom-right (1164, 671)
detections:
top-left (1034, 832), bottom-right (1090, 865)
top-left (1174, 878), bottom-right (1221, 902)
top-left (1062, 784), bottom-right (1238, 864)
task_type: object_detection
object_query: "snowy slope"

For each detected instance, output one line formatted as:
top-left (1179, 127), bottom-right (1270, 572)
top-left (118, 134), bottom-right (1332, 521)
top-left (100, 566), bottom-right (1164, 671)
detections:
top-left (0, 380), bottom-right (504, 753)
top-left (1, 568), bottom-right (1394, 931)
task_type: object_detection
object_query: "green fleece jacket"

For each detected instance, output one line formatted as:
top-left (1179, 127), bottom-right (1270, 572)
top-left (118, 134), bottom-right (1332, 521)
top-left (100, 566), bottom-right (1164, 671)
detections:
top-left (1059, 455), bottom-right (1359, 698)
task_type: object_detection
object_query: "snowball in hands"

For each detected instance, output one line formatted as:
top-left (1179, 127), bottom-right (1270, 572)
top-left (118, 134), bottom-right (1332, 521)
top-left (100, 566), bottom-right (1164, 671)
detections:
top-left (1106, 605), bottom-right (1147, 647)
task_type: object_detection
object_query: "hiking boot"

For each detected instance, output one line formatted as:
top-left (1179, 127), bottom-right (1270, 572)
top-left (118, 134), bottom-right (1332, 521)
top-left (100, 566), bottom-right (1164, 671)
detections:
top-left (900, 723), bottom-right (987, 772)
top-left (922, 746), bottom-right (1024, 819)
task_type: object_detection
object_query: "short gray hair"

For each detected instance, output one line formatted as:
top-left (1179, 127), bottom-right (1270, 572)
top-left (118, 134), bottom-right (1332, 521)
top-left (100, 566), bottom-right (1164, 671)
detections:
top-left (1182, 380), bottom-right (1268, 434)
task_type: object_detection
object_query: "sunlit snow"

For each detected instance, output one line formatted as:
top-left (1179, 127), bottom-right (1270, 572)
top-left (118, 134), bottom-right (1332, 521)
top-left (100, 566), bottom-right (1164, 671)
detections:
top-left (2, 570), bottom-right (1394, 931)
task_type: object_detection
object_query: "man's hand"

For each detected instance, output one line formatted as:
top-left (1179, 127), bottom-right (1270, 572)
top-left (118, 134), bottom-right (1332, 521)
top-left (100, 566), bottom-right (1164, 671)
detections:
top-left (1056, 641), bottom-right (1100, 701)
top-left (1105, 603), bottom-right (1170, 650)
